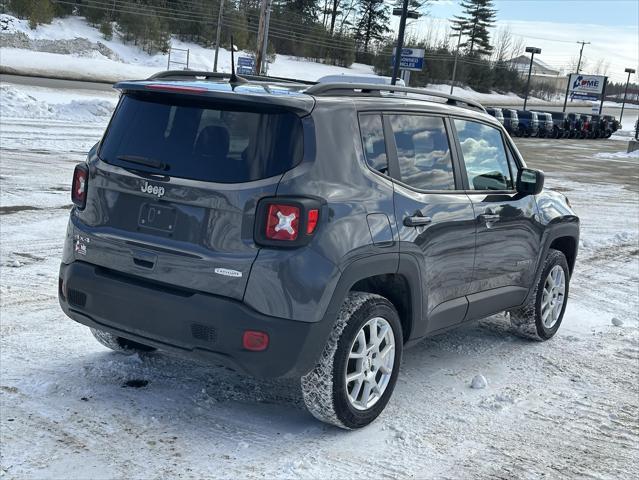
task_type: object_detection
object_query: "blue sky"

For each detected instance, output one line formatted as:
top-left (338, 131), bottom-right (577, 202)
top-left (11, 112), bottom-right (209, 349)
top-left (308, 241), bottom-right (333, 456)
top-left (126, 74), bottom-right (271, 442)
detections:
top-left (428, 0), bottom-right (638, 27)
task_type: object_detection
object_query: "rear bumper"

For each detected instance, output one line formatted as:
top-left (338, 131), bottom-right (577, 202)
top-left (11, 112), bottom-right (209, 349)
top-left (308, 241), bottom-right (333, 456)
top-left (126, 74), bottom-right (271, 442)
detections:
top-left (59, 261), bottom-right (331, 378)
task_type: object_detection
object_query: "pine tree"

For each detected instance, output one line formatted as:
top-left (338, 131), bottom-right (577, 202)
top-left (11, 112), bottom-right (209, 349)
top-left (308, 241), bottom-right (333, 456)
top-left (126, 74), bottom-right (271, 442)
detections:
top-left (354, 0), bottom-right (389, 53)
top-left (451, 0), bottom-right (496, 56)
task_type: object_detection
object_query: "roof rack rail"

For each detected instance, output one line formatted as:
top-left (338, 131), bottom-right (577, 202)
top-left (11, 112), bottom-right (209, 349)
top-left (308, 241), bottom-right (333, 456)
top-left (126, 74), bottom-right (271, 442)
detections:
top-left (304, 82), bottom-right (487, 113)
top-left (148, 70), bottom-right (317, 85)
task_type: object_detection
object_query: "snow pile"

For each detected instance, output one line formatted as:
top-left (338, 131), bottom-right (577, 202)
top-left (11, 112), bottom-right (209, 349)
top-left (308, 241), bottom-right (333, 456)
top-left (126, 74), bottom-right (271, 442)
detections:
top-left (594, 150), bottom-right (639, 159)
top-left (2, 31), bottom-right (122, 60)
top-left (0, 84), bottom-right (116, 121)
top-left (426, 83), bottom-right (546, 106)
top-left (0, 13), bottom-right (21, 33)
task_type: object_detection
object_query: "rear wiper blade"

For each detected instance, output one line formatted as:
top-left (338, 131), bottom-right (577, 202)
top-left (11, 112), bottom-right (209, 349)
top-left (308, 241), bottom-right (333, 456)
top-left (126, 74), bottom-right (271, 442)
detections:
top-left (117, 155), bottom-right (169, 171)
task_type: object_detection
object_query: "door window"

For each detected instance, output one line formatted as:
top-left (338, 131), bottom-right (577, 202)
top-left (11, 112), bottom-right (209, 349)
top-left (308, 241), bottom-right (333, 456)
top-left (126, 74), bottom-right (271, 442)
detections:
top-left (359, 114), bottom-right (388, 174)
top-left (454, 119), bottom-right (514, 190)
top-left (389, 114), bottom-right (455, 190)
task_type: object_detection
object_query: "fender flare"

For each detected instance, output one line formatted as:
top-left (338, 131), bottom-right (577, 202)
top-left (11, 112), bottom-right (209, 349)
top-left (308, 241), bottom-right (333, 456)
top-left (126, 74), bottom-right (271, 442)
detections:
top-left (321, 252), bottom-right (423, 344)
top-left (522, 220), bottom-right (579, 305)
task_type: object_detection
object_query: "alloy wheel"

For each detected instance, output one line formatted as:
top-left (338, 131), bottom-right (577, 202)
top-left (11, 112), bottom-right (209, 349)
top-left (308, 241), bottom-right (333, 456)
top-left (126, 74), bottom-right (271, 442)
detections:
top-left (345, 317), bottom-right (395, 411)
top-left (541, 265), bottom-right (566, 328)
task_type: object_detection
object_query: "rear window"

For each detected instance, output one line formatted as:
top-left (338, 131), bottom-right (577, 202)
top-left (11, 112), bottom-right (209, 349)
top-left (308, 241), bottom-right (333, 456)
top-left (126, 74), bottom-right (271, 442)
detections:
top-left (99, 94), bottom-right (303, 183)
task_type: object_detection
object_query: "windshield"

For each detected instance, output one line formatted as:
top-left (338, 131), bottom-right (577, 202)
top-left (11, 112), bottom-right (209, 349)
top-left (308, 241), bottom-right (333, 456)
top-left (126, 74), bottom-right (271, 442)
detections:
top-left (100, 93), bottom-right (303, 183)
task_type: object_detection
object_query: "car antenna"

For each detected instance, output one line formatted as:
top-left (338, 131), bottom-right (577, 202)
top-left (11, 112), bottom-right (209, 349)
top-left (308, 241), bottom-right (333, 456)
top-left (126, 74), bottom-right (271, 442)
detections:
top-left (229, 35), bottom-right (247, 86)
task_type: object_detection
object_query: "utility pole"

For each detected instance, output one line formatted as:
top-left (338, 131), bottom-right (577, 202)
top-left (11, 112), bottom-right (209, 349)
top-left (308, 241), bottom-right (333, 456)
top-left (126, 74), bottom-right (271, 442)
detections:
top-left (450, 32), bottom-right (463, 94)
top-left (391, 0), bottom-right (410, 86)
top-left (575, 41), bottom-right (590, 74)
top-left (261, 0), bottom-right (272, 75)
top-left (255, 0), bottom-right (269, 75)
top-left (523, 46), bottom-right (541, 111)
top-left (213, 0), bottom-right (224, 72)
top-left (620, 67), bottom-right (636, 123)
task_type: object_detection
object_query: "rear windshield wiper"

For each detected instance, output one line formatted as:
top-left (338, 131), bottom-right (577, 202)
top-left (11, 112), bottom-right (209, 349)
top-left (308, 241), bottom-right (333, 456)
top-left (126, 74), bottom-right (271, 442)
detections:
top-left (117, 155), bottom-right (170, 171)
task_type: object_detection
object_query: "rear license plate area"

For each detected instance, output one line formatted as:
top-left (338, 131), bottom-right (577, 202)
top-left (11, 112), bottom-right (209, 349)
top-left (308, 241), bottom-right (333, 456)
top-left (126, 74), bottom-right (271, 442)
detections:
top-left (138, 203), bottom-right (177, 233)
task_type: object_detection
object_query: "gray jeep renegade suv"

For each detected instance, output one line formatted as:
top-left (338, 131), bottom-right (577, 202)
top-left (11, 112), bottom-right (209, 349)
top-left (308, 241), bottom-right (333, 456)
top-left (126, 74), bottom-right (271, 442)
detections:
top-left (59, 72), bottom-right (579, 429)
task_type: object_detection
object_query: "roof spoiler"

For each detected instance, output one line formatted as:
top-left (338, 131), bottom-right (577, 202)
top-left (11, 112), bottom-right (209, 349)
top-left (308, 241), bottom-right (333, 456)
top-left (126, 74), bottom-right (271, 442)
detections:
top-left (304, 83), bottom-right (487, 113)
top-left (148, 70), bottom-right (316, 86)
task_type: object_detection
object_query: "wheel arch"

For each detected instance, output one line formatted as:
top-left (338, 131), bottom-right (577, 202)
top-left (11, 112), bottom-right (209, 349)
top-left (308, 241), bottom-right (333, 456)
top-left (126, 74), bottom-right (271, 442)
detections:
top-left (549, 235), bottom-right (578, 275)
top-left (522, 221), bottom-right (579, 306)
top-left (327, 253), bottom-right (422, 345)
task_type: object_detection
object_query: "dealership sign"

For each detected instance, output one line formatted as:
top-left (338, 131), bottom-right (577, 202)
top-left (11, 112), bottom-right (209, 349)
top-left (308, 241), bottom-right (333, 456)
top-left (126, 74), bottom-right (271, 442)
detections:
top-left (237, 56), bottom-right (255, 75)
top-left (391, 48), bottom-right (425, 71)
top-left (568, 74), bottom-right (606, 95)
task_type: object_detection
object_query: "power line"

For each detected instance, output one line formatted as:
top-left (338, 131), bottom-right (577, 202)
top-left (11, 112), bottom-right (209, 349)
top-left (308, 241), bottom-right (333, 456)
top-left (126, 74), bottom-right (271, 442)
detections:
top-left (52, 0), bottom-right (360, 53)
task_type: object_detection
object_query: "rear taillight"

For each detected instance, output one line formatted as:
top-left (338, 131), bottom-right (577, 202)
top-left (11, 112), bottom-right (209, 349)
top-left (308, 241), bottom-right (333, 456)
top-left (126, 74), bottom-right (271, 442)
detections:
top-left (266, 204), bottom-right (300, 241)
top-left (71, 164), bottom-right (89, 209)
top-left (255, 197), bottom-right (322, 247)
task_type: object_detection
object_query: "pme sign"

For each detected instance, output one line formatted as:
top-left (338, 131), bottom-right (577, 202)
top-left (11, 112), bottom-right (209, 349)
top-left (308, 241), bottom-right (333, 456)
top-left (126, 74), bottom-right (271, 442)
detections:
top-left (568, 74), bottom-right (606, 95)
top-left (391, 48), bottom-right (425, 72)
top-left (237, 56), bottom-right (255, 75)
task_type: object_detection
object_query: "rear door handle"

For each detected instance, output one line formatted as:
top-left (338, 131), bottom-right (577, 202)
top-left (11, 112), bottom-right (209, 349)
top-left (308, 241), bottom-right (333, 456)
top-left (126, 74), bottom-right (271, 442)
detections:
top-left (403, 214), bottom-right (432, 227)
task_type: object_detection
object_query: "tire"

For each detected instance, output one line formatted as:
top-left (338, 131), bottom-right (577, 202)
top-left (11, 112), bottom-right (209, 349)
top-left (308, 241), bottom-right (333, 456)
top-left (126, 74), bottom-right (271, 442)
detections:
top-left (301, 292), bottom-right (403, 429)
top-left (90, 328), bottom-right (156, 354)
top-left (509, 249), bottom-right (570, 341)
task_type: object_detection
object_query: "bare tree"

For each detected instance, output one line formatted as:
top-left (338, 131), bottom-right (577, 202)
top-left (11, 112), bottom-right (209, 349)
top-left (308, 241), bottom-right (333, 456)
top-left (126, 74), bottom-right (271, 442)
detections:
top-left (492, 26), bottom-right (513, 63)
top-left (510, 35), bottom-right (525, 62)
top-left (592, 57), bottom-right (610, 76)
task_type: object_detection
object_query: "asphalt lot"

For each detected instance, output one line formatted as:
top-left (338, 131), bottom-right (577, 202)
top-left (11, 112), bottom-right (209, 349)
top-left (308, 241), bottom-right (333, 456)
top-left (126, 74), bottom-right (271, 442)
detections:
top-left (516, 137), bottom-right (639, 191)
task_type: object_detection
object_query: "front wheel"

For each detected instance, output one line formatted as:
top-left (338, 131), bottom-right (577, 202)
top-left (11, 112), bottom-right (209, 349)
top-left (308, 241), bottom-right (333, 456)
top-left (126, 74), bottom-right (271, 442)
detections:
top-left (509, 249), bottom-right (570, 341)
top-left (301, 292), bottom-right (403, 429)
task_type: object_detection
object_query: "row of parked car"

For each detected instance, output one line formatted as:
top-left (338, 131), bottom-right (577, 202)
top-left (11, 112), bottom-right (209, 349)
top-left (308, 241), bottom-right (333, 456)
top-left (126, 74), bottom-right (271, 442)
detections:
top-left (485, 108), bottom-right (621, 139)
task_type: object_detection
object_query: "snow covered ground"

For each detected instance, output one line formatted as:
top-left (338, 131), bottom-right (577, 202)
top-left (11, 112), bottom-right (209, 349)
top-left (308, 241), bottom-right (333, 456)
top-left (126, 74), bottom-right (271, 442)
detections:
top-left (1, 82), bottom-right (638, 478)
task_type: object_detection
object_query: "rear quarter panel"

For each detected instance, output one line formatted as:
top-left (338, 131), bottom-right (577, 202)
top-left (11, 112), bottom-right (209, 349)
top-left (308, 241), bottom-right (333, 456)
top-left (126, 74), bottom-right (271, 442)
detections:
top-left (243, 101), bottom-right (400, 322)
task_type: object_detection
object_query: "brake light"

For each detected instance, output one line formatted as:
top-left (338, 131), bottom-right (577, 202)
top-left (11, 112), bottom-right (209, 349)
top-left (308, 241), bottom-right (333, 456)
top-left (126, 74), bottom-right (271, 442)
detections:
top-left (266, 204), bottom-right (300, 241)
top-left (307, 209), bottom-right (319, 234)
top-left (146, 84), bottom-right (208, 94)
top-left (243, 330), bottom-right (269, 351)
top-left (255, 197), bottom-right (321, 247)
top-left (71, 164), bottom-right (89, 209)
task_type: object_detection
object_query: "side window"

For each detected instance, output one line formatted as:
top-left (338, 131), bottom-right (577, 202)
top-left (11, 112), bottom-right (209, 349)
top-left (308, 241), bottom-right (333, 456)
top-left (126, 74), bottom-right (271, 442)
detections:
top-left (389, 114), bottom-right (455, 190)
top-left (359, 114), bottom-right (388, 174)
top-left (454, 119), bottom-right (514, 191)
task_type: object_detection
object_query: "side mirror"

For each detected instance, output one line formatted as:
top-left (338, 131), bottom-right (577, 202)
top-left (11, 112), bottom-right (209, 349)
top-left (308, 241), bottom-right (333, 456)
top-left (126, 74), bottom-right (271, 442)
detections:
top-left (517, 168), bottom-right (544, 195)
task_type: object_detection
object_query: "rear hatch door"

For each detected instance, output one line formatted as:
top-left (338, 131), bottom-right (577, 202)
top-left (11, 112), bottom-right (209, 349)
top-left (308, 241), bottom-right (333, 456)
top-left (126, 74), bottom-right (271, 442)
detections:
top-left (77, 86), bottom-right (308, 300)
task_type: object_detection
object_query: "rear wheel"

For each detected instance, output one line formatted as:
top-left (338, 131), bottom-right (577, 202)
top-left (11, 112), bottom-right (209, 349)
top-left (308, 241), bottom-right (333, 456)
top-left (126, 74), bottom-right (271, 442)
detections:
top-left (90, 328), bottom-right (156, 354)
top-left (301, 292), bottom-right (403, 429)
top-left (509, 249), bottom-right (570, 341)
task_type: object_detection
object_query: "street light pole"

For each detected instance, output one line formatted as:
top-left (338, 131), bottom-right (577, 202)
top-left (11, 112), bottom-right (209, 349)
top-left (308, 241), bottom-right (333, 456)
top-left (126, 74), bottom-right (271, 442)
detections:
top-left (450, 32), bottom-right (463, 95)
top-left (575, 41), bottom-right (590, 74)
top-left (391, 0), bottom-right (410, 86)
top-left (523, 46), bottom-right (541, 111)
top-left (620, 67), bottom-right (636, 123)
top-left (213, 0), bottom-right (224, 72)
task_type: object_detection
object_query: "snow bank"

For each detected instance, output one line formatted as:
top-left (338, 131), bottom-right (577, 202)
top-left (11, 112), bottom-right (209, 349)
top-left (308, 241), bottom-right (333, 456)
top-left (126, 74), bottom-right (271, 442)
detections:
top-left (0, 84), bottom-right (116, 121)
top-left (425, 83), bottom-right (548, 106)
top-left (593, 150), bottom-right (639, 159)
